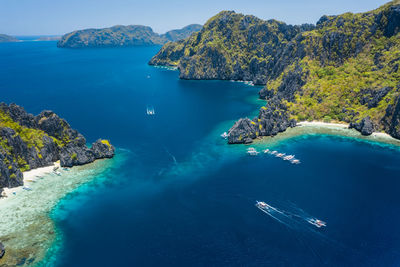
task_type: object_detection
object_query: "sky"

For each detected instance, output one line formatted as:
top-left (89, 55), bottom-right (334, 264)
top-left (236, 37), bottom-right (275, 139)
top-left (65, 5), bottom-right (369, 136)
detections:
top-left (0, 0), bottom-right (390, 35)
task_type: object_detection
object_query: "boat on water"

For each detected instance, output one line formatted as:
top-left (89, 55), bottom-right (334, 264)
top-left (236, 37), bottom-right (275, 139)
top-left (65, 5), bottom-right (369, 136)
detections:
top-left (291, 159), bottom-right (301, 164)
top-left (263, 149), bottom-right (270, 154)
top-left (146, 106), bottom-right (155, 115)
top-left (255, 201), bottom-right (278, 213)
top-left (307, 218), bottom-right (326, 228)
top-left (22, 187), bottom-right (32, 191)
top-left (247, 147), bottom-right (259, 156)
top-left (283, 155), bottom-right (295, 161)
top-left (276, 153), bottom-right (285, 158)
top-left (270, 150), bottom-right (278, 155)
top-left (221, 132), bottom-right (228, 139)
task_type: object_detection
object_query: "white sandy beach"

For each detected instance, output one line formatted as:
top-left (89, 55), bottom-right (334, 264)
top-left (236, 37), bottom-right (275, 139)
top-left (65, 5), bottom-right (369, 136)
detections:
top-left (297, 121), bottom-right (349, 128)
top-left (0, 157), bottom-right (119, 266)
top-left (1, 162), bottom-right (61, 201)
top-left (297, 121), bottom-right (396, 140)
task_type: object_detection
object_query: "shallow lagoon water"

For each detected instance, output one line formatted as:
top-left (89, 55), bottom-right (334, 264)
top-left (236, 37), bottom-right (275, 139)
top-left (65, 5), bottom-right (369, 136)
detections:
top-left (1, 41), bottom-right (400, 266)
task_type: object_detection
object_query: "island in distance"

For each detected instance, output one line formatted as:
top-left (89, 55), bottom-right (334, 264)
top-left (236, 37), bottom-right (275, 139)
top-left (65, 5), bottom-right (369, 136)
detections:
top-left (0, 34), bottom-right (19, 43)
top-left (57, 24), bottom-right (202, 48)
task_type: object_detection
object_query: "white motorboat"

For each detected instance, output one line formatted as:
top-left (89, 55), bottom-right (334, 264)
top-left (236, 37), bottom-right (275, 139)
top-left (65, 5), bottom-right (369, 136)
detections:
top-left (307, 218), bottom-right (326, 228)
top-left (247, 147), bottom-right (259, 156)
top-left (221, 132), bottom-right (228, 139)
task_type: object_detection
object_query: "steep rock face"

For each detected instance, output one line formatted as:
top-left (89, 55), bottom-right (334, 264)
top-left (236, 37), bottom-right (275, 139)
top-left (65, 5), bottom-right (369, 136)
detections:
top-left (151, 1), bottom-right (400, 142)
top-left (0, 103), bottom-right (115, 190)
top-left (91, 139), bottom-right (115, 159)
top-left (149, 11), bottom-right (314, 85)
top-left (0, 242), bottom-right (5, 258)
top-left (382, 94), bottom-right (400, 138)
top-left (349, 117), bottom-right (375, 135)
top-left (57, 24), bottom-right (202, 48)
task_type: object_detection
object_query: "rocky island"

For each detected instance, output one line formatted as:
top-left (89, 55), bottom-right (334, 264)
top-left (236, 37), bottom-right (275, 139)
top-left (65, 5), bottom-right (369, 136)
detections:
top-left (0, 103), bottom-right (115, 194)
top-left (57, 24), bottom-right (202, 48)
top-left (150, 1), bottom-right (400, 143)
top-left (0, 34), bottom-right (19, 43)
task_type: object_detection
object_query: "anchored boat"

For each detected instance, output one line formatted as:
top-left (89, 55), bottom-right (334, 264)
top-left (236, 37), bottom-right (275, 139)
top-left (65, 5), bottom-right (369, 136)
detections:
top-left (247, 147), bottom-right (259, 156)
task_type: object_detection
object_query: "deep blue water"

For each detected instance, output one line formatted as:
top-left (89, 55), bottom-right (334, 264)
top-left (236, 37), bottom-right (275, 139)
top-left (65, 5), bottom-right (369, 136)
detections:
top-left (2, 41), bottom-right (400, 266)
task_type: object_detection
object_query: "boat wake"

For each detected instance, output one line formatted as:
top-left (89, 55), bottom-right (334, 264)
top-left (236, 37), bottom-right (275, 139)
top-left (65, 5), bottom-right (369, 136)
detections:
top-left (255, 201), bottom-right (326, 231)
top-left (255, 200), bottom-right (377, 265)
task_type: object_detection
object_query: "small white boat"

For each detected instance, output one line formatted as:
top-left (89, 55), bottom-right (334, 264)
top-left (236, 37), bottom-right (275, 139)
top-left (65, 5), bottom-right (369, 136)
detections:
top-left (247, 147), bottom-right (259, 156)
top-left (263, 149), bottom-right (270, 154)
top-left (291, 159), bottom-right (301, 164)
top-left (146, 106), bottom-right (155, 115)
top-left (307, 218), bottom-right (326, 228)
top-left (283, 155), bottom-right (295, 161)
top-left (276, 153), bottom-right (285, 158)
top-left (221, 132), bottom-right (228, 139)
top-left (270, 151), bottom-right (278, 155)
top-left (255, 201), bottom-right (278, 213)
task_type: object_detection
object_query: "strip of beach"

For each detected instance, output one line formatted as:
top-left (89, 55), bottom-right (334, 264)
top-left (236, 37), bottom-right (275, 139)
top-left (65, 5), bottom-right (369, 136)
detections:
top-left (251, 120), bottom-right (400, 148)
top-left (1, 162), bottom-right (61, 201)
top-left (0, 155), bottom-right (122, 267)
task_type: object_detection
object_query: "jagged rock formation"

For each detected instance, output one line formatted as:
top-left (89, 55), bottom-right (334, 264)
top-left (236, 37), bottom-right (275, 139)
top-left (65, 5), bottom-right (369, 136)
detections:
top-left (0, 242), bottom-right (4, 258)
top-left (150, 1), bottom-right (400, 143)
top-left (0, 34), bottom-right (19, 43)
top-left (0, 103), bottom-right (115, 190)
top-left (149, 11), bottom-right (314, 85)
top-left (57, 24), bottom-right (202, 48)
top-left (349, 117), bottom-right (375, 135)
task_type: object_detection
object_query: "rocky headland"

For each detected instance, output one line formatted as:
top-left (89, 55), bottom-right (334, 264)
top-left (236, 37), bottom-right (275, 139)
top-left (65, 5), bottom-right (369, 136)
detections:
top-left (57, 24), bottom-right (202, 48)
top-left (0, 103), bottom-right (115, 193)
top-left (150, 1), bottom-right (400, 143)
top-left (0, 34), bottom-right (19, 43)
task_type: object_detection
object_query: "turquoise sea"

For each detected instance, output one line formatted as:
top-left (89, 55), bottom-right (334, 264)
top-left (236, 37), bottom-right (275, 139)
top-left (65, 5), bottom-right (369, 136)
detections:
top-left (1, 40), bottom-right (400, 266)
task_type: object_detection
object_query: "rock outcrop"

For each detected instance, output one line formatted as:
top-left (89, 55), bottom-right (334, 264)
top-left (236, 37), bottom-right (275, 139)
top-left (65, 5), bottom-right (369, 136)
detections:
top-left (0, 103), bottom-right (115, 190)
top-left (0, 242), bottom-right (5, 258)
top-left (150, 1), bottom-right (400, 142)
top-left (57, 24), bottom-right (202, 48)
top-left (0, 34), bottom-right (19, 43)
top-left (349, 117), bottom-right (375, 136)
top-left (149, 11), bottom-right (313, 85)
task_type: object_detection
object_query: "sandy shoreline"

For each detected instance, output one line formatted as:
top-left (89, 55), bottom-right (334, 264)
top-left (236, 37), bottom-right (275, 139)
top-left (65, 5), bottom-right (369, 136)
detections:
top-left (297, 121), bottom-right (396, 141)
top-left (1, 162), bottom-right (61, 200)
top-left (251, 120), bottom-right (400, 147)
top-left (0, 155), bottom-right (122, 267)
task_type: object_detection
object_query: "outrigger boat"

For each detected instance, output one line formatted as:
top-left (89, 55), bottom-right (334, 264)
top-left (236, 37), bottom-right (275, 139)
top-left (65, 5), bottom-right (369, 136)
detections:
top-left (283, 155), bottom-right (295, 161)
top-left (255, 201), bottom-right (276, 213)
top-left (221, 132), bottom-right (228, 139)
top-left (247, 147), bottom-right (259, 156)
top-left (307, 218), bottom-right (326, 228)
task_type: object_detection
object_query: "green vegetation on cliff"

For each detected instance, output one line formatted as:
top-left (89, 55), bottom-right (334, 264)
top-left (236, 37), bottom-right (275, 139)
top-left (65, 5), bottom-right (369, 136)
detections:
top-left (0, 103), bottom-right (115, 190)
top-left (149, 11), bottom-right (313, 84)
top-left (151, 1), bottom-right (400, 141)
top-left (57, 24), bottom-right (202, 48)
